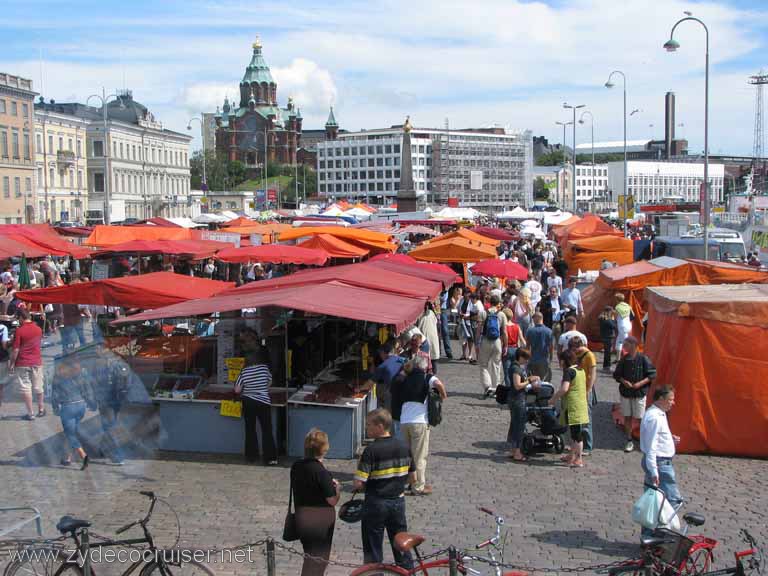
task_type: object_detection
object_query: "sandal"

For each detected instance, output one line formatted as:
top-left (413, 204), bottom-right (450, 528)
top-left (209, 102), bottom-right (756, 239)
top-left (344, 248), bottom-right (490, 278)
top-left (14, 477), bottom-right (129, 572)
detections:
top-left (560, 454), bottom-right (573, 463)
top-left (509, 455), bottom-right (529, 463)
top-left (569, 459), bottom-right (584, 468)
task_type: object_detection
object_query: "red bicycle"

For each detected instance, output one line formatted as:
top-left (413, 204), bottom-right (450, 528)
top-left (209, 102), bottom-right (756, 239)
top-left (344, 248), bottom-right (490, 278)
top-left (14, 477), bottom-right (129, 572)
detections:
top-left (349, 507), bottom-right (526, 576)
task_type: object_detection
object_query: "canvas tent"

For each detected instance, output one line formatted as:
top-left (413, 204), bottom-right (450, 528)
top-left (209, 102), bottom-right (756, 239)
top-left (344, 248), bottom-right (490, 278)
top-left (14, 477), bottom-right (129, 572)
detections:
top-left (408, 237), bottom-right (497, 263)
top-left (644, 284), bottom-right (768, 457)
top-left (564, 235), bottom-right (634, 273)
top-left (553, 214), bottom-right (622, 246)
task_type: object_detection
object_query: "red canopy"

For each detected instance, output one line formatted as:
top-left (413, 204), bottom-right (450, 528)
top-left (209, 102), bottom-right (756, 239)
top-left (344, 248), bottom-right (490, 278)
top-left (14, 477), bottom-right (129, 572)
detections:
top-left (226, 262), bottom-right (443, 300)
top-left (0, 224), bottom-right (91, 258)
top-left (92, 239), bottom-right (228, 260)
top-left (471, 226), bottom-right (520, 242)
top-left (470, 259), bottom-right (529, 280)
top-left (16, 272), bottom-right (233, 309)
top-left (113, 282), bottom-right (428, 332)
top-left (215, 245), bottom-right (329, 266)
top-left (54, 226), bottom-right (93, 238)
top-left (365, 257), bottom-right (461, 286)
top-left (0, 237), bottom-right (51, 260)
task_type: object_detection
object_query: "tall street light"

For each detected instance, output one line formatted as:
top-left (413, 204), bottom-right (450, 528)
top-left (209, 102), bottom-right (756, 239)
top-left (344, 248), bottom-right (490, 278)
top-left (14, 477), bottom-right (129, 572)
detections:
top-left (579, 110), bottom-right (595, 209)
top-left (605, 71), bottom-right (627, 227)
top-left (87, 90), bottom-right (122, 225)
top-left (564, 103), bottom-right (585, 213)
top-left (187, 115), bottom-right (207, 190)
top-left (664, 16), bottom-right (710, 260)
top-left (555, 120), bottom-right (573, 207)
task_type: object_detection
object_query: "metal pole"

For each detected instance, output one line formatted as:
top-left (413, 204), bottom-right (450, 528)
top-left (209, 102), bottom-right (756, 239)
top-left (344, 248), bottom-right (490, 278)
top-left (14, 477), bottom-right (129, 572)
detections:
top-left (266, 538), bottom-right (276, 576)
top-left (295, 158), bottom-right (298, 207)
top-left (704, 31), bottom-right (710, 260)
top-left (591, 120), bottom-right (595, 207)
top-left (103, 88), bottom-right (110, 225)
top-left (42, 112), bottom-right (49, 223)
top-left (623, 82), bottom-right (627, 235)
top-left (302, 163), bottom-right (306, 205)
top-left (448, 546), bottom-right (459, 576)
top-left (572, 108), bottom-right (577, 213)
top-left (264, 127), bottom-right (268, 208)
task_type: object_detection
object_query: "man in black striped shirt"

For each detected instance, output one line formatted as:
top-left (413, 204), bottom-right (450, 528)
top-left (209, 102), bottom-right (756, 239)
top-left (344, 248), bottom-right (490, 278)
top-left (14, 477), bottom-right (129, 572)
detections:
top-left (234, 350), bottom-right (277, 465)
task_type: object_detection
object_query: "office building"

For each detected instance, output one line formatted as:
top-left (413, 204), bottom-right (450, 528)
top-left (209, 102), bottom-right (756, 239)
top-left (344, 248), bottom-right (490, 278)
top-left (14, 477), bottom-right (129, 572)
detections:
top-left (608, 160), bottom-right (725, 206)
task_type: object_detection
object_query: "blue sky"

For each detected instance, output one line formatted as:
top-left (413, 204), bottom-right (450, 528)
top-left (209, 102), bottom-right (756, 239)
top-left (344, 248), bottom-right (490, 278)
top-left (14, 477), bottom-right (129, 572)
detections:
top-left (3, 0), bottom-right (768, 155)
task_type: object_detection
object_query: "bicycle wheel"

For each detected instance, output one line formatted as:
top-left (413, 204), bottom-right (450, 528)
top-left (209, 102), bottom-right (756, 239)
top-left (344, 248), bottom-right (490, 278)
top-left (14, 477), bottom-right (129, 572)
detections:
top-left (4, 548), bottom-right (68, 576)
top-left (348, 565), bottom-right (409, 576)
top-left (679, 547), bottom-right (713, 576)
top-left (53, 563), bottom-right (91, 576)
top-left (140, 560), bottom-right (214, 576)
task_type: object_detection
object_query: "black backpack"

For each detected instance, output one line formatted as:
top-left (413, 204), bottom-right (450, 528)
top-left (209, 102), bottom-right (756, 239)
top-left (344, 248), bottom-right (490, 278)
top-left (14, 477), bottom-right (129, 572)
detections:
top-left (425, 376), bottom-right (442, 427)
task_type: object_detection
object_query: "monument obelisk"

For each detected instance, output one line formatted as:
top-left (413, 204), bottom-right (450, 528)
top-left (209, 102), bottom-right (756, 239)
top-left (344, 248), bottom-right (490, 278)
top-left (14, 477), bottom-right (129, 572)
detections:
top-left (397, 116), bottom-right (423, 212)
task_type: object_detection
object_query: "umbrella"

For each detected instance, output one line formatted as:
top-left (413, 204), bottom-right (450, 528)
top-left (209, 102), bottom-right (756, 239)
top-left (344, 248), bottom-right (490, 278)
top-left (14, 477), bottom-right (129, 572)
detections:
top-left (470, 259), bottom-right (529, 280)
top-left (18, 254), bottom-right (31, 289)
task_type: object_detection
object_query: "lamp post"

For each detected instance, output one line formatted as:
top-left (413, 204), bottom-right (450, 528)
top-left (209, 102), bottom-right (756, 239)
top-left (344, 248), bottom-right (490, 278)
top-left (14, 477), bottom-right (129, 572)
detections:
top-left (663, 16), bottom-right (710, 260)
top-left (605, 71), bottom-right (628, 227)
top-left (555, 121), bottom-right (573, 208)
top-left (564, 103), bottom-right (585, 213)
top-left (187, 115), bottom-right (207, 189)
top-left (87, 90), bottom-right (122, 225)
top-left (579, 110), bottom-right (595, 210)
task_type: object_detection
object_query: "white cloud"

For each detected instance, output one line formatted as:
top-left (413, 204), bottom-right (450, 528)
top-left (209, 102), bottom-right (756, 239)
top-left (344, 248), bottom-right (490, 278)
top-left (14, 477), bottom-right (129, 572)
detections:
top-left (271, 58), bottom-right (337, 116)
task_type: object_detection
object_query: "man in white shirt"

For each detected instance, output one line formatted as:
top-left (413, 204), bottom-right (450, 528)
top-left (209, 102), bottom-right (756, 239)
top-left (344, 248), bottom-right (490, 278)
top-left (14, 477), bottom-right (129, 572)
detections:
top-left (558, 315), bottom-right (587, 352)
top-left (640, 386), bottom-right (681, 535)
top-left (525, 273), bottom-right (542, 310)
top-left (561, 277), bottom-right (584, 317)
top-left (546, 269), bottom-right (562, 296)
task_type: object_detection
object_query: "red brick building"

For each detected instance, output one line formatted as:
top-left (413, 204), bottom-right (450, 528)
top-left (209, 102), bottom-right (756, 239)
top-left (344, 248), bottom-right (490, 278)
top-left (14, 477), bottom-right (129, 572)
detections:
top-left (215, 38), bottom-right (302, 166)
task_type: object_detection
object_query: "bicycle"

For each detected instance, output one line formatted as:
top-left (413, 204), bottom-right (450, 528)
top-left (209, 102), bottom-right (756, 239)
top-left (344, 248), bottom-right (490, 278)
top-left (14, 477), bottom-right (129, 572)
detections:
top-left (4, 491), bottom-right (213, 576)
top-left (348, 506), bottom-right (526, 576)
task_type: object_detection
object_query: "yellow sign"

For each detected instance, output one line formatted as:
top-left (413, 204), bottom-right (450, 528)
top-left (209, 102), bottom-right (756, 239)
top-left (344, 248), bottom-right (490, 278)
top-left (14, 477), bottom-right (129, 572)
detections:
top-left (286, 349), bottom-right (293, 379)
top-left (220, 400), bottom-right (242, 418)
top-left (618, 194), bottom-right (635, 220)
top-left (361, 343), bottom-right (369, 371)
top-left (378, 326), bottom-right (389, 344)
top-left (225, 357), bottom-right (246, 382)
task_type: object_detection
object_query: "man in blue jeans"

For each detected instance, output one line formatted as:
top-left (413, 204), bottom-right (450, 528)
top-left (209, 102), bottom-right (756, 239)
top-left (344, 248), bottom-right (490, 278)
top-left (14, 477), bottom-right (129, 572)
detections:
top-left (354, 408), bottom-right (415, 568)
top-left (639, 386), bottom-right (681, 537)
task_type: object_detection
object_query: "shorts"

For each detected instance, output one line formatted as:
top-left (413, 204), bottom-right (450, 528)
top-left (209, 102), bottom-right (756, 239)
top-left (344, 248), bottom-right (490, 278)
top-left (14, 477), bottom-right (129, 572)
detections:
top-left (569, 424), bottom-right (586, 442)
top-left (16, 366), bottom-right (44, 394)
top-left (0, 361), bottom-right (9, 386)
top-left (620, 394), bottom-right (646, 419)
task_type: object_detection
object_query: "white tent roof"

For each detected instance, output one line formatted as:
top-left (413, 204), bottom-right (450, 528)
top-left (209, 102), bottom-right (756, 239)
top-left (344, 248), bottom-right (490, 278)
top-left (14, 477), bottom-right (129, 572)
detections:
top-left (520, 219), bottom-right (540, 228)
top-left (496, 209), bottom-right (542, 220)
top-left (322, 206), bottom-right (345, 217)
top-left (432, 207), bottom-right (484, 220)
top-left (543, 211), bottom-right (574, 225)
top-left (164, 217), bottom-right (202, 228)
top-left (520, 226), bottom-right (546, 239)
top-left (344, 207), bottom-right (374, 219)
top-left (193, 213), bottom-right (229, 224)
top-left (220, 210), bottom-right (240, 221)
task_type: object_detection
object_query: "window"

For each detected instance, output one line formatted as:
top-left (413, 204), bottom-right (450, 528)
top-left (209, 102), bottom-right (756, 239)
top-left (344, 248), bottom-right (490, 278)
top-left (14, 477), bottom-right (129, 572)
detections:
top-left (0, 131), bottom-right (7, 157)
top-left (68, 138), bottom-right (73, 151)
top-left (60, 170), bottom-right (65, 187)
top-left (36, 134), bottom-right (42, 152)
top-left (132, 145), bottom-right (136, 160)
top-left (49, 168), bottom-right (54, 187)
top-left (12, 132), bottom-right (19, 158)
top-left (94, 173), bottom-right (105, 192)
top-left (2, 177), bottom-right (8, 198)
top-left (23, 133), bottom-right (30, 159)
top-left (25, 177), bottom-right (31, 196)
top-left (77, 170), bottom-right (83, 189)
top-left (49, 134), bottom-right (54, 153)
top-left (119, 142), bottom-right (124, 158)
top-left (14, 177), bottom-right (21, 197)
top-left (59, 137), bottom-right (63, 151)
top-left (22, 103), bottom-right (29, 117)
top-left (93, 140), bottom-right (104, 157)
top-left (77, 139), bottom-right (82, 157)
top-left (376, 145), bottom-right (383, 154)
top-left (0, 99), bottom-right (5, 113)
top-left (11, 101), bottom-right (18, 116)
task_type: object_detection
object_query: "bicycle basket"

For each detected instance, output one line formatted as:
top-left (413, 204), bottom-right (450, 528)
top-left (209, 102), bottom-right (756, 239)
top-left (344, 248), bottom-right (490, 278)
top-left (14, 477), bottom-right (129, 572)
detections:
top-left (653, 528), bottom-right (695, 566)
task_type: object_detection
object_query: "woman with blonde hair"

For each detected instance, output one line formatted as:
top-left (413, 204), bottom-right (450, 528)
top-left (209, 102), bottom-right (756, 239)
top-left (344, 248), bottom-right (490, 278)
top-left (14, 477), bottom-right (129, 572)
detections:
top-left (290, 429), bottom-right (341, 576)
top-left (614, 293), bottom-right (633, 353)
top-left (513, 287), bottom-right (534, 335)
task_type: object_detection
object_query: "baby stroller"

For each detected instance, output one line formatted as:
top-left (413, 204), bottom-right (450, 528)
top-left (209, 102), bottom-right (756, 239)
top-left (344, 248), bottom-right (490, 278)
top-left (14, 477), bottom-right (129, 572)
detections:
top-left (521, 383), bottom-right (568, 455)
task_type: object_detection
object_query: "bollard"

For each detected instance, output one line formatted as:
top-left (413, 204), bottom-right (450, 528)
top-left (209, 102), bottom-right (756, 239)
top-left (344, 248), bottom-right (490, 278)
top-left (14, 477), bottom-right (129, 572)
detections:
top-left (448, 546), bottom-right (458, 576)
top-left (266, 538), bottom-right (276, 576)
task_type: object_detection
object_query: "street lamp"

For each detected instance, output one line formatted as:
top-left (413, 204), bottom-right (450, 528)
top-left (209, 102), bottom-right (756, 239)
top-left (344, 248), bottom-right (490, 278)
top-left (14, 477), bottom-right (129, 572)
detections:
top-left (87, 90), bottom-right (123, 225)
top-left (187, 115), bottom-right (207, 189)
top-left (605, 71), bottom-right (628, 226)
top-left (663, 15), bottom-right (710, 259)
top-left (579, 110), bottom-right (595, 210)
top-left (564, 103), bottom-right (585, 213)
top-left (555, 120), bottom-right (573, 207)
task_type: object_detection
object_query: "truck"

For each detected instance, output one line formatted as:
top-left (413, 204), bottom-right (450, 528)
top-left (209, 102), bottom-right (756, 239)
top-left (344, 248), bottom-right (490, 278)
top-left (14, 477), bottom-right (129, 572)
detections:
top-left (747, 225), bottom-right (768, 266)
top-left (85, 199), bottom-right (126, 225)
top-left (652, 237), bottom-right (721, 261)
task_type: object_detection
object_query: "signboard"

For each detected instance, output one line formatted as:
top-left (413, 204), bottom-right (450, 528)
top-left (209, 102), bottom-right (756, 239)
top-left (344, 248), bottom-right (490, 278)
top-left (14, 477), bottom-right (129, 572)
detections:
top-left (249, 233), bottom-right (263, 246)
top-left (618, 194), bottom-right (635, 220)
top-left (751, 226), bottom-right (768, 265)
top-left (255, 190), bottom-right (267, 206)
top-left (447, 197), bottom-right (459, 208)
top-left (91, 261), bottom-right (110, 281)
top-left (267, 188), bottom-right (277, 202)
top-left (200, 230), bottom-right (241, 247)
top-left (224, 357), bottom-right (246, 383)
top-left (470, 170), bottom-right (483, 191)
top-left (216, 320), bottom-right (235, 387)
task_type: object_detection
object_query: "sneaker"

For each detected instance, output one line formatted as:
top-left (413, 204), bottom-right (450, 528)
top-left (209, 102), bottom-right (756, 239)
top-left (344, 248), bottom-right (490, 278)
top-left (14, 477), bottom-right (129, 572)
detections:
top-left (37, 409), bottom-right (47, 418)
top-left (413, 486), bottom-right (433, 496)
top-left (624, 441), bottom-right (635, 453)
top-left (111, 460), bottom-right (125, 466)
top-left (582, 450), bottom-right (592, 457)
top-left (23, 414), bottom-right (35, 421)
top-left (267, 460), bottom-right (279, 466)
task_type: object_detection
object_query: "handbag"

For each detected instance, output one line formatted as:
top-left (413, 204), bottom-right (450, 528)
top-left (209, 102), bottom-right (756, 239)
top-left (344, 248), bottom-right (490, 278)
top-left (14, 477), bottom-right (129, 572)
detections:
top-left (282, 474), bottom-right (299, 541)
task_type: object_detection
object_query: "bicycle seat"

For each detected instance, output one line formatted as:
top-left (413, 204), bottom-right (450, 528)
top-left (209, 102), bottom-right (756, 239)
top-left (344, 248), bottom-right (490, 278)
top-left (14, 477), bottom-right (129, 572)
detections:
top-left (56, 516), bottom-right (92, 534)
top-left (394, 533), bottom-right (425, 553)
top-left (683, 513), bottom-right (705, 527)
top-left (641, 535), bottom-right (677, 548)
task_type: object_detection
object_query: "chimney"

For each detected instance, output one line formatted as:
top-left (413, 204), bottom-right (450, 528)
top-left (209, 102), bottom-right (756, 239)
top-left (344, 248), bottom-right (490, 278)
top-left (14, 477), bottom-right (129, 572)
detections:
top-left (665, 91), bottom-right (675, 159)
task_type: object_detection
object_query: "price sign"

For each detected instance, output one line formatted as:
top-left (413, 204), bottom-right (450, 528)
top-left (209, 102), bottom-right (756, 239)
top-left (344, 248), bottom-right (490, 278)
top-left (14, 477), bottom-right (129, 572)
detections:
top-left (220, 400), bottom-right (242, 418)
top-left (361, 343), bottom-right (369, 371)
top-left (225, 357), bottom-right (246, 382)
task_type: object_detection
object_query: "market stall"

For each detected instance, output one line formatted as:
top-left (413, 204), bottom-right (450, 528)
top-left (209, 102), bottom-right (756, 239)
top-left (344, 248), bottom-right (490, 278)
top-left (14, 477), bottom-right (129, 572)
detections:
top-left (112, 271), bottom-right (436, 458)
top-left (564, 235), bottom-right (635, 273)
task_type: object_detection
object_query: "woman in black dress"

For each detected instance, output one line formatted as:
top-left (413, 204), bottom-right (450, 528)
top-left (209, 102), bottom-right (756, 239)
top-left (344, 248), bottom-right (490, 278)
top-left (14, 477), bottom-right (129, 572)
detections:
top-left (290, 429), bottom-right (341, 576)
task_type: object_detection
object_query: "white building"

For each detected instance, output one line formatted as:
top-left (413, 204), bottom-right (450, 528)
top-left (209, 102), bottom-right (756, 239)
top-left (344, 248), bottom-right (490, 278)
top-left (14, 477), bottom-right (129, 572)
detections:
top-left (34, 104), bottom-right (89, 222)
top-left (608, 160), bottom-right (725, 206)
top-left (46, 90), bottom-right (193, 221)
top-left (317, 125), bottom-right (533, 212)
top-left (574, 164), bottom-right (610, 210)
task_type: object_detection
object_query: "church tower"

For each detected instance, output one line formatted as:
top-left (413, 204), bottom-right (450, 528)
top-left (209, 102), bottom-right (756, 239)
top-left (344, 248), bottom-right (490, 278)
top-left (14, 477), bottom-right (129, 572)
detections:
top-left (325, 107), bottom-right (339, 140)
top-left (239, 36), bottom-right (277, 108)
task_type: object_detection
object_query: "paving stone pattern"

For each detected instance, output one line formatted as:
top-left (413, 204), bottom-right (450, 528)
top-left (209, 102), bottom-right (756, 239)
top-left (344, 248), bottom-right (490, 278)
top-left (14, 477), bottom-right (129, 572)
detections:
top-left (0, 334), bottom-right (766, 575)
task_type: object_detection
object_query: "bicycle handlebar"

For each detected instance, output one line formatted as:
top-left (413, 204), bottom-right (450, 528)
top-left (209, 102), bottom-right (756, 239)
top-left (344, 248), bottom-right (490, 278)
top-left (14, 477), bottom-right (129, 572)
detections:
top-left (478, 507), bottom-right (496, 517)
top-left (140, 491), bottom-right (155, 499)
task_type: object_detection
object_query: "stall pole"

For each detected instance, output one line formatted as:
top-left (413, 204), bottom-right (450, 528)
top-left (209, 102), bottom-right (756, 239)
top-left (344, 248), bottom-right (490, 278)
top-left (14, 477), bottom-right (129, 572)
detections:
top-left (266, 538), bottom-right (276, 576)
top-left (284, 311), bottom-right (289, 386)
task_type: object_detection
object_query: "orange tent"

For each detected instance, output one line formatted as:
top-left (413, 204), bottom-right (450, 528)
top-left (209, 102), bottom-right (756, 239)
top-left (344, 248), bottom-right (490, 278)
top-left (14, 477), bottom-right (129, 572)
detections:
top-left (221, 216), bottom-right (255, 228)
top-left (433, 228), bottom-right (501, 247)
top-left (553, 214), bottom-right (622, 246)
top-left (279, 226), bottom-right (392, 244)
top-left (297, 234), bottom-right (369, 259)
top-left (409, 237), bottom-right (497, 263)
top-left (564, 235), bottom-right (634, 272)
top-left (580, 257), bottom-right (768, 346)
top-left (84, 225), bottom-right (194, 247)
top-left (644, 284), bottom-right (768, 457)
top-left (549, 214), bottom-right (581, 228)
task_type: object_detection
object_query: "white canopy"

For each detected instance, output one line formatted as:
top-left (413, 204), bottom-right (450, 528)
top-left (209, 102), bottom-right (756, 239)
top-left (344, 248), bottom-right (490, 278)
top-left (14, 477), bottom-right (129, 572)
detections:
top-left (520, 219), bottom-right (540, 228)
top-left (432, 207), bottom-right (484, 220)
top-left (343, 207), bottom-right (374, 220)
top-left (496, 207), bottom-right (542, 220)
top-left (322, 206), bottom-right (345, 217)
top-left (520, 226), bottom-right (546, 239)
top-left (220, 210), bottom-right (240, 221)
top-left (543, 211), bottom-right (574, 225)
top-left (163, 217), bottom-right (203, 228)
top-left (193, 213), bottom-right (230, 224)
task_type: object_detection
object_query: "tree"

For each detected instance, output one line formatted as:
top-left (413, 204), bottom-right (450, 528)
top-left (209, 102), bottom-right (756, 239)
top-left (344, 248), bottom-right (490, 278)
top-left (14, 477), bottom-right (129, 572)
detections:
top-left (190, 150), bottom-right (248, 191)
top-left (536, 150), bottom-right (565, 166)
top-left (533, 177), bottom-right (550, 200)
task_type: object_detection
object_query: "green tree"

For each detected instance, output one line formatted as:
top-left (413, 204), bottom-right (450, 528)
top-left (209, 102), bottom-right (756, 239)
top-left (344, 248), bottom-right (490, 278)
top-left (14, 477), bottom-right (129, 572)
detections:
top-left (536, 150), bottom-right (566, 166)
top-left (533, 177), bottom-right (550, 200)
top-left (190, 151), bottom-right (249, 191)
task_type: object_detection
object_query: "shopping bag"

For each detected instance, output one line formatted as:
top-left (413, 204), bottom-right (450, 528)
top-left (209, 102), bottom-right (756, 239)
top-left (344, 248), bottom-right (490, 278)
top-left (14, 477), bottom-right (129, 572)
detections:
top-left (658, 499), bottom-right (681, 531)
top-left (632, 488), bottom-right (663, 529)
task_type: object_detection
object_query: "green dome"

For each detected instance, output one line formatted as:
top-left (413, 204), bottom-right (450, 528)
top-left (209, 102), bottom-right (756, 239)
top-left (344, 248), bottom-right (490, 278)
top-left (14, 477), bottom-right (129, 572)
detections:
top-left (242, 41), bottom-right (275, 85)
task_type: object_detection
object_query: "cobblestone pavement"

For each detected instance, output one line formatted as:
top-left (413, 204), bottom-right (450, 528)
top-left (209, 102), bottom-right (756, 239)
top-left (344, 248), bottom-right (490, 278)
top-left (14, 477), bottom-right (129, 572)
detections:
top-left (1, 334), bottom-right (766, 575)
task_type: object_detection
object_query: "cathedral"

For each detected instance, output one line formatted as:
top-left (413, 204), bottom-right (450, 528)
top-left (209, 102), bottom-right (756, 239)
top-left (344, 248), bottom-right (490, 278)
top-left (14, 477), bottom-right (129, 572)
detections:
top-left (214, 38), bottom-right (303, 166)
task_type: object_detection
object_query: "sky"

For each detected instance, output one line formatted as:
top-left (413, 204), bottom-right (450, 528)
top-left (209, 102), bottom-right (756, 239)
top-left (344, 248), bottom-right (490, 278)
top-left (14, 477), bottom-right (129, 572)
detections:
top-left (3, 0), bottom-right (768, 156)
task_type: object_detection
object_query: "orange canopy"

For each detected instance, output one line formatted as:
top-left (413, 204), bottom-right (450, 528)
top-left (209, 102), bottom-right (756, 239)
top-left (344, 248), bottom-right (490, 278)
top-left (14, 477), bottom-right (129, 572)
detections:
top-left (279, 226), bottom-right (392, 244)
top-left (644, 284), bottom-right (768, 457)
top-left (297, 234), bottom-right (369, 259)
top-left (85, 225), bottom-right (194, 247)
top-left (549, 214), bottom-right (581, 228)
top-left (564, 235), bottom-right (634, 273)
top-left (553, 214), bottom-right (623, 246)
top-left (580, 257), bottom-right (768, 346)
top-left (409, 237), bottom-right (497, 263)
top-left (434, 228), bottom-right (501, 247)
top-left (221, 216), bottom-right (255, 228)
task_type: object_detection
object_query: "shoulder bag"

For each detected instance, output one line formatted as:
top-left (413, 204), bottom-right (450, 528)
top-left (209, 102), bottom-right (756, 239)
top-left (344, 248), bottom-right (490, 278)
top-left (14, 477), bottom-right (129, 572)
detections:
top-left (282, 472), bottom-right (299, 541)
